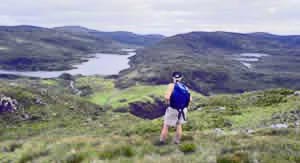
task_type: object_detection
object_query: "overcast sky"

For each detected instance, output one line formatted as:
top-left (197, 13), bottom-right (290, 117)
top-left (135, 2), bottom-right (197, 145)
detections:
top-left (0, 0), bottom-right (299, 36)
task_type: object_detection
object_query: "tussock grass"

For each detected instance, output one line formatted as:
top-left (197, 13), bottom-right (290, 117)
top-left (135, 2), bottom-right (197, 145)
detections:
top-left (1, 77), bottom-right (300, 162)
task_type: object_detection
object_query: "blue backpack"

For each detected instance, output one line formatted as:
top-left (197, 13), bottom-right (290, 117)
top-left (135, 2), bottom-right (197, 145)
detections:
top-left (170, 82), bottom-right (191, 121)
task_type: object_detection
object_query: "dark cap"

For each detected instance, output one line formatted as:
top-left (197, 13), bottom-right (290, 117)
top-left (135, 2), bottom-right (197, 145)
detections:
top-left (172, 72), bottom-right (183, 78)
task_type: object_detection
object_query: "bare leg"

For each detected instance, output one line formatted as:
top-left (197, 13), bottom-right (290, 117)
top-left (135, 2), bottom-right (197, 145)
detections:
top-left (160, 124), bottom-right (169, 142)
top-left (175, 124), bottom-right (182, 144)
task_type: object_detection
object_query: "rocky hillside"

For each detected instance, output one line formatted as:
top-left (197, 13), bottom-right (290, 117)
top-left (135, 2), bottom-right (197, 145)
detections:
top-left (117, 32), bottom-right (300, 94)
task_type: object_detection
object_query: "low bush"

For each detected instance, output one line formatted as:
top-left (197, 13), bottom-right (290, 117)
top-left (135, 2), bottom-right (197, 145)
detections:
top-left (63, 152), bottom-right (85, 163)
top-left (98, 145), bottom-right (135, 160)
top-left (179, 143), bottom-right (196, 154)
top-left (2, 142), bottom-right (23, 152)
top-left (18, 149), bottom-right (49, 163)
top-left (217, 152), bottom-right (250, 163)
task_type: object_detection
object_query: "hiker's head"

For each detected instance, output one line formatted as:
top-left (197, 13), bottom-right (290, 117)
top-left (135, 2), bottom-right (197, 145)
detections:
top-left (172, 72), bottom-right (183, 82)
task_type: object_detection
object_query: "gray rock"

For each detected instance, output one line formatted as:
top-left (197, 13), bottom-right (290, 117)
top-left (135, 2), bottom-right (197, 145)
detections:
top-left (270, 123), bottom-right (288, 129)
top-left (216, 107), bottom-right (226, 111)
top-left (196, 107), bottom-right (203, 111)
top-left (34, 98), bottom-right (46, 105)
top-left (214, 128), bottom-right (225, 135)
top-left (0, 95), bottom-right (18, 113)
top-left (246, 129), bottom-right (255, 134)
top-left (294, 91), bottom-right (300, 96)
top-left (21, 113), bottom-right (30, 120)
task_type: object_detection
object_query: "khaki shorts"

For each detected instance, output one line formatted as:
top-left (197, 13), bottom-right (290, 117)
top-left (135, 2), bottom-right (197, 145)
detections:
top-left (163, 107), bottom-right (187, 127)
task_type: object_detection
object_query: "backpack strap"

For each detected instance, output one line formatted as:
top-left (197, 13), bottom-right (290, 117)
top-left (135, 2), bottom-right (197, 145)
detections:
top-left (177, 108), bottom-right (186, 121)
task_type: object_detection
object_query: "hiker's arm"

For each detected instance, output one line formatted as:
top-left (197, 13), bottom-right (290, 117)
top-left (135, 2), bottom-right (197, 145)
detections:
top-left (165, 84), bottom-right (174, 101)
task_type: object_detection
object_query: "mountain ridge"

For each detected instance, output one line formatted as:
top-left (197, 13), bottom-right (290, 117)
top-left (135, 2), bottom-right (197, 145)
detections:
top-left (117, 31), bottom-right (300, 94)
top-left (0, 25), bottom-right (127, 71)
top-left (53, 25), bottom-right (165, 46)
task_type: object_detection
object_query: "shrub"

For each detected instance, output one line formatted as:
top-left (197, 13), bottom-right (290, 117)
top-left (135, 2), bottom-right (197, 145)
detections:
top-left (120, 146), bottom-right (135, 157)
top-left (98, 145), bottom-right (135, 160)
top-left (256, 94), bottom-right (285, 106)
top-left (207, 95), bottom-right (239, 109)
top-left (266, 88), bottom-right (294, 96)
top-left (126, 120), bottom-right (161, 135)
top-left (98, 150), bottom-right (114, 160)
top-left (181, 135), bottom-right (194, 141)
top-left (18, 149), bottom-right (49, 163)
top-left (217, 152), bottom-right (250, 163)
top-left (63, 153), bottom-right (85, 163)
top-left (255, 89), bottom-right (294, 106)
top-left (155, 146), bottom-right (174, 155)
top-left (179, 143), bottom-right (196, 154)
top-left (3, 142), bottom-right (22, 152)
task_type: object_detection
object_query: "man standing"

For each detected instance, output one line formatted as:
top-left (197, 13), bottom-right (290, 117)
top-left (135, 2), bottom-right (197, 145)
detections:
top-left (159, 72), bottom-right (191, 144)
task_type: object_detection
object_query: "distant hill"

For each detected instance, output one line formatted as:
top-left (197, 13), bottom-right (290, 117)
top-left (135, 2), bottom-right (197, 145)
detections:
top-left (117, 31), bottom-right (300, 94)
top-left (0, 25), bottom-right (127, 71)
top-left (54, 26), bottom-right (165, 46)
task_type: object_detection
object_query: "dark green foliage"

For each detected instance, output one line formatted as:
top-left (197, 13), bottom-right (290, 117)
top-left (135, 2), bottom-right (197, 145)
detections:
top-left (179, 143), bottom-right (197, 154)
top-left (18, 150), bottom-right (49, 163)
top-left (2, 142), bottom-right (23, 152)
top-left (98, 145), bottom-right (135, 160)
top-left (63, 153), bottom-right (85, 163)
top-left (255, 89), bottom-right (293, 106)
top-left (181, 135), bottom-right (194, 141)
top-left (217, 152), bottom-right (250, 163)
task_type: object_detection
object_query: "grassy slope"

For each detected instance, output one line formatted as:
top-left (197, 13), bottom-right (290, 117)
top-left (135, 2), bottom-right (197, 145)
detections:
top-left (80, 78), bottom-right (206, 111)
top-left (0, 77), bottom-right (300, 163)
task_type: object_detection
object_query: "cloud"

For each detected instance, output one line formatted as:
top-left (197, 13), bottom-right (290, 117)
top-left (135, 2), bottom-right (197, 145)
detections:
top-left (0, 0), bottom-right (299, 36)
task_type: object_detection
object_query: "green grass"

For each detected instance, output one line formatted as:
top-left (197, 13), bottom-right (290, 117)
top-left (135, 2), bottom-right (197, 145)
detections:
top-left (40, 79), bottom-right (58, 86)
top-left (83, 76), bottom-right (207, 111)
top-left (1, 77), bottom-right (300, 162)
top-left (87, 84), bottom-right (167, 110)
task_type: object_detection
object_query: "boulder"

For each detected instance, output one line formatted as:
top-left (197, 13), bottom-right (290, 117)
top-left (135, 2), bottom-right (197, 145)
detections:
top-left (214, 128), bottom-right (225, 135)
top-left (270, 123), bottom-right (288, 129)
top-left (0, 95), bottom-right (18, 113)
top-left (34, 97), bottom-right (46, 105)
top-left (215, 107), bottom-right (226, 111)
top-left (294, 91), bottom-right (300, 96)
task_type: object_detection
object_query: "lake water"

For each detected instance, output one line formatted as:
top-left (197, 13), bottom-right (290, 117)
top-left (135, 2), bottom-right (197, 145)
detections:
top-left (234, 53), bottom-right (270, 69)
top-left (240, 53), bottom-right (269, 58)
top-left (0, 52), bottom-right (135, 78)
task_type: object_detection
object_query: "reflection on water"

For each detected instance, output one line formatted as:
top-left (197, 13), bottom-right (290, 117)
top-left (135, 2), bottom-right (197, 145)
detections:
top-left (0, 52), bottom-right (135, 78)
top-left (240, 53), bottom-right (269, 58)
top-left (234, 53), bottom-right (270, 69)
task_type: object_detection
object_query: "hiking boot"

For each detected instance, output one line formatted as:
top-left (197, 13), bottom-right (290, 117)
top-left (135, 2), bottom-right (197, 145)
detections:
top-left (174, 140), bottom-right (180, 145)
top-left (155, 140), bottom-right (166, 146)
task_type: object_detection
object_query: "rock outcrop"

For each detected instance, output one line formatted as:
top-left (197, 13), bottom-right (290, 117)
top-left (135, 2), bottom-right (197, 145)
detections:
top-left (129, 98), bottom-right (167, 120)
top-left (0, 95), bottom-right (18, 113)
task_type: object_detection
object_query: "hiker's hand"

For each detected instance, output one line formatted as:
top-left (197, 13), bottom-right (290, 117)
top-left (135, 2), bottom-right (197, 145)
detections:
top-left (165, 99), bottom-right (170, 105)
